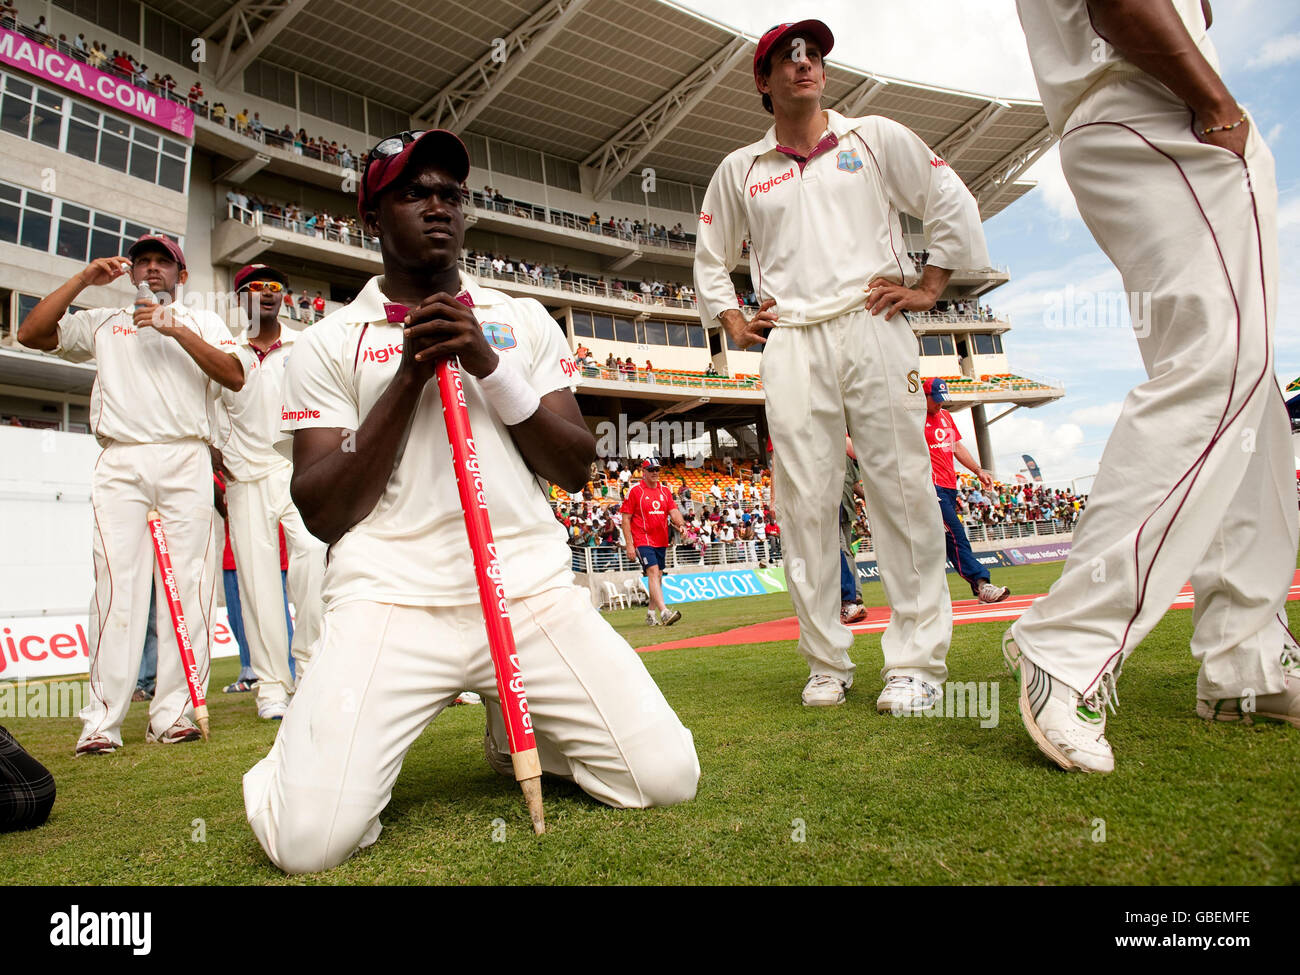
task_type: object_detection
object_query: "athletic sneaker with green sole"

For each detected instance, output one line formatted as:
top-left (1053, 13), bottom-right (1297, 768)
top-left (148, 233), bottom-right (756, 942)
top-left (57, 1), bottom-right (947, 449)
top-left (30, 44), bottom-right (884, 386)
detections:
top-left (1018, 653), bottom-right (1116, 773)
top-left (1197, 647), bottom-right (1300, 727)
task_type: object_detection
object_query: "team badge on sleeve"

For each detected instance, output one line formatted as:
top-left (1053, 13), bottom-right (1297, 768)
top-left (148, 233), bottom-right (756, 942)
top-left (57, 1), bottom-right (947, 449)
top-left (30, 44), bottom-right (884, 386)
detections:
top-left (480, 322), bottom-right (517, 350)
top-left (837, 149), bottom-right (863, 173)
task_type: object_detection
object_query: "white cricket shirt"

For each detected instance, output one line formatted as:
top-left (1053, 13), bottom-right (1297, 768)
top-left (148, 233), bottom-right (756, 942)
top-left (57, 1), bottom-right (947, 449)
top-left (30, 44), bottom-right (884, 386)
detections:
top-left (217, 327), bottom-right (299, 482)
top-left (53, 302), bottom-right (238, 447)
top-left (693, 109), bottom-right (989, 328)
top-left (279, 273), bottom-right (578, 609)
top-left (1015, 0), bottom-right (1217, 135)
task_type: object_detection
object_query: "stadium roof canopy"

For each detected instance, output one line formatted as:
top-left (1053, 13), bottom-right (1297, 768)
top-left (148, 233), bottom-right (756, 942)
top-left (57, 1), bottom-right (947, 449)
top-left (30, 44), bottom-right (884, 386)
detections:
top-left (151, 0), bottom-right (1053, 217)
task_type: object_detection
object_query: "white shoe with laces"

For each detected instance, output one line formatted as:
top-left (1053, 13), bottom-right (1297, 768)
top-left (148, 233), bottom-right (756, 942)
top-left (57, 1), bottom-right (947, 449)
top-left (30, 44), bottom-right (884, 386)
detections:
top-left (801, 674), bottom-right (846, 707)
top-left (1018, 655), bottom-right (1116, 773)
top-left (646, 611), bottom-right (658, 627)
top-left (876, 675), bottom-right (942, 715)
top-left (977, 581), bottom-right (1011, 603)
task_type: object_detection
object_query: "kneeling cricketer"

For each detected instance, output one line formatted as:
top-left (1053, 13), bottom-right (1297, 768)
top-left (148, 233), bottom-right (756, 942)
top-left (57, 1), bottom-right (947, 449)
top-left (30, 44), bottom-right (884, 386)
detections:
top-left (243, 130), bottom-right (699, 874)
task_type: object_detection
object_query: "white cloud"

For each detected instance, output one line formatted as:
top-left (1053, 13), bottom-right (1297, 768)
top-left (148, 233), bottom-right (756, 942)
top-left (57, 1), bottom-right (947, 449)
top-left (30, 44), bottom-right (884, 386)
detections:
top-left (951, 409), bottom-right (1092, 484)
top-left (1278, 192), bottom-right (1300, 232)
top-left (1068, 401), bottom-right (1124, 427)
top-left (1247, 31), bottom-right (1300, 68)
top-left (676, 0), bottom-right (1040, 98)
top-left (1266, 122), bottom-right (1284, 144)
top-left (1021, 145), bottom-right (1081, 224)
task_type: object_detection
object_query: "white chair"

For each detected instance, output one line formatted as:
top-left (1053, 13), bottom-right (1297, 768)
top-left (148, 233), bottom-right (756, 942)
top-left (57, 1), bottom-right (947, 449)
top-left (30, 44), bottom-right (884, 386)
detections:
top-left (624, 578), bottom-right (647, 605)
top-left (600, 580), bottom-right (628, 611)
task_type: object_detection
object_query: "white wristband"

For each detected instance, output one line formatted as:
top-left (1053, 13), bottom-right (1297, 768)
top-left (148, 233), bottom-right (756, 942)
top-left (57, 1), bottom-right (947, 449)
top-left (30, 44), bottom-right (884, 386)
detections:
top-left (477, 357), bottom-right (541, 426)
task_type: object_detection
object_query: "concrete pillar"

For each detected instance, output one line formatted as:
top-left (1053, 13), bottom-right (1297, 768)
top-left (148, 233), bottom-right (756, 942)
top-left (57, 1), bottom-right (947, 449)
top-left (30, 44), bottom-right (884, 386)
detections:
top-left (971, 403), bottom-right (995, 478)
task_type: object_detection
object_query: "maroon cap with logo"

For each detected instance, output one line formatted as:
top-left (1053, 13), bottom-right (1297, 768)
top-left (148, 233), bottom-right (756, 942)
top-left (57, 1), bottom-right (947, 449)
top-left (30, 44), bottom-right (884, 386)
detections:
top-left (127, 233), bottom-right (186, 269)
top-left (753, 19), bottom-right (834, 92)
top-left (358, 129), bottom-right (470, 220)
top-left (233, 263), bottom-right (288, 291)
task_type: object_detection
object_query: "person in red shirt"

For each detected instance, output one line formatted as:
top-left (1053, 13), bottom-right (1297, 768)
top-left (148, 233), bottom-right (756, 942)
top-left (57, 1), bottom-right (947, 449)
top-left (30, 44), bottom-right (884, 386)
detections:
top-left (621, 459), bottom-right (691, 626)
top-left (312, 292), bottom-right (326, 321)
top-left (924, 378), bottom-right (1009, 603)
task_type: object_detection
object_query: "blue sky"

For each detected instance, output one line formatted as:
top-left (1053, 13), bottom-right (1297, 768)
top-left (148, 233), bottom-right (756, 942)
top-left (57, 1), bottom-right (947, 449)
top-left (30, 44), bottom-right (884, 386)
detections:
top-left (678, 0), bottom-right (1299, 486)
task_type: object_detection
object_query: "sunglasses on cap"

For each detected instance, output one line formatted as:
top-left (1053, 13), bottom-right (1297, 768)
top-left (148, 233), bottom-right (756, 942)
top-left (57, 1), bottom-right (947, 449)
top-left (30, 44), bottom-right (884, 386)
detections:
top-left (364, 130), bottom-right (426, 171)
top-left (239, 280), bottom-right (284, 293)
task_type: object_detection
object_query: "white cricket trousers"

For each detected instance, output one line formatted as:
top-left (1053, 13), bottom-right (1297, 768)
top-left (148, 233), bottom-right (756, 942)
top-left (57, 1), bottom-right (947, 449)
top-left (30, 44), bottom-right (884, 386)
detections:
top-left (1012, 75), bottom-right (1297, 701)
top-left (79, 440), bottom-right (218, 747)
top-left (243, 585), bottom-right (699, 874)
top-left (225, 465), bottom-right (326, 707)
top-left (761, 310), bottom-right (952, 687)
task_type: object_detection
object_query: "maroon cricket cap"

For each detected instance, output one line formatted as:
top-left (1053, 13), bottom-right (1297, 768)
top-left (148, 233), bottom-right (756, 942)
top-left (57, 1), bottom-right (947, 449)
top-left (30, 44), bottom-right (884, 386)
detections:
top-left (128, 233), bottom-right (185, 269)
top-left (233, 263), bottom-right (288, 291)
top-left (357, 129), bottom-right (470, 220)
top-left (753, 19), bottom-right (834, 91)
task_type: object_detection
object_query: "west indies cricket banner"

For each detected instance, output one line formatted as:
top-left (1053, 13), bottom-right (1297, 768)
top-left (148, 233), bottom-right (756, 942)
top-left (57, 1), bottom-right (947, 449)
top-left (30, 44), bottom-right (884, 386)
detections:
top-left (0, 25), bottom-right (195, 137)
top-left (655, 566), bottom-right (787, 605)
top-left (854, 541), bottom-right (1073, 583)
top-left (0, 608), bottom-right (239, 682)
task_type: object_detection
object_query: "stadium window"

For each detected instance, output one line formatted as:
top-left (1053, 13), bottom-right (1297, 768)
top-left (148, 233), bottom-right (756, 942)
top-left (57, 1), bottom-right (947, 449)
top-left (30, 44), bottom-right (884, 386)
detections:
top-left (31, 89), bottom-right (63, 149)
top-left (0, 183), bottom-right (18, 244)
top-left (19, 192), bottom-right (52, 251)
top-left (465, 133), bottom-right (489, 171)
top-left (684, 323), bottom-right (705, 349)
top-left (613, 316), bottom-right (637, 344)
top-left (143, 8), bottom-right (190, 65)
top-left (973, 333), bottom-right (1002, 356)
top-left (66, 110), bottom-right (98, 162)
top-left (572, 310), bottom-right (594, 339)
top-left (940, 333), bottom-right (955, 355)
top-left (548, 157), bottom-right (581, 194)
top-left (666, 322), bottom-right (687, 347)
top-left (991, 333), bottom-right (1004, 354)
top-left (129, 129), bottom-right (160, 183)
top-left (592, 315), bottom-right (614, 341)
top-left (158, 138), bottom-right (188, 192)
top-left (98, 116), bottom-right (130, 173)
top-left (55, 203), bottom-right (91, 262)
top-left (644, 319), bottom-right (667, 346)
top-left (920, 334), bottom-right (944, 357)
top-left (724, 329), bottom-right (742, 352)
top-left (1, 79), bottom-right (34, 139)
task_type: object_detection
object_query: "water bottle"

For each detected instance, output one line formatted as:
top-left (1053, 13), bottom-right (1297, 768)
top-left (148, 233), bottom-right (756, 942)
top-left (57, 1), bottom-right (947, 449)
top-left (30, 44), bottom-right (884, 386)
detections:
top-left (134, 277), bottom-right (166, 346)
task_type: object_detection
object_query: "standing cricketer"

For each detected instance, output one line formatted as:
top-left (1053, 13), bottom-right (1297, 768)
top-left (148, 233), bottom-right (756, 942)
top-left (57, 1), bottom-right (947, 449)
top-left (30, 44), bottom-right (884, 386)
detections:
top-left (1006, 0), bottom-right (1298, 773)
top-left (923, 378), bottom-right (1010, 604)
top-left (216, 263), bottom-right (327, 720)
top-left (17, 236), bottom-right (244, 753)
top-left (243, 130), bottom-right (698, 874)
top-left (620, 458), bottom-right (687, 626)
top-left (694, 20), bottom-right (990, 710)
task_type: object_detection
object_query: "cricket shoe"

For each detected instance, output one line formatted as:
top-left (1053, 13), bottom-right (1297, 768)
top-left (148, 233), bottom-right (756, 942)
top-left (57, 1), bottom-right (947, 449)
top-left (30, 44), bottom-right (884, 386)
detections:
top-left (1018, 656), bottom-right (1116, 773)
top-left (483, 705), bottom-right (512, 778)
top-left (659, 608), bottom-right (682, 626)
top-left (223, 678), bottom-right (258, 693)
top-left (146, 716), bottom-right (203, 744)
top-left (802, 674), bottom-right (847, 707)
top-left (131, 687), bottom-right (153, 703)
top-left (646, 611), bottom-right (658, 627)
top-left (454, 691), bottom-right (482, 706)
top-left (841, 602), bottom-right (867, 624)
top-left (877, 676), bottom-right (941, 715)
top-left (1197, 645), bottom-right (1300, 728)
top-left (977, 582), bottom-right (1011, 603)
top-left (1002, 630), bottom-right (1023, 674)
top-left (257, 701), bottom-right (288, 721)
top-left (74, 734), bottom-right (118, 757)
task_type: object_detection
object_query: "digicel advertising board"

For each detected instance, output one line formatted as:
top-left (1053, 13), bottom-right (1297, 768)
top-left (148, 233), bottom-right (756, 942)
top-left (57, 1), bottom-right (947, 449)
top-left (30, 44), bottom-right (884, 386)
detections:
top-left (0, 609), bottom-right (239, 681)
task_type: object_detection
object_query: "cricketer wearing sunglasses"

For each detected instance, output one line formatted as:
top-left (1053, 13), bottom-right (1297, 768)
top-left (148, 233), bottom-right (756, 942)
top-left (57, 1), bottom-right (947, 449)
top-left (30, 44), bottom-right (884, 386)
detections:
top-left (243, 130), bottom-right (699, 874)
top-left (213, 263), bottom-right (328, 722)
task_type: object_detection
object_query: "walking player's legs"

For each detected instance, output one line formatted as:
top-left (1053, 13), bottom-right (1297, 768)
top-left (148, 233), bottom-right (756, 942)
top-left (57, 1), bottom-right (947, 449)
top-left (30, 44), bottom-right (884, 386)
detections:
top-left (937, 486), bottom-right (988, 594)
top-left (841, 310), bottom-right (951, 686)
top-left (760, 322), bottom-right (855, 686)
top-left (1011, 77), bottom-right (1293, 703)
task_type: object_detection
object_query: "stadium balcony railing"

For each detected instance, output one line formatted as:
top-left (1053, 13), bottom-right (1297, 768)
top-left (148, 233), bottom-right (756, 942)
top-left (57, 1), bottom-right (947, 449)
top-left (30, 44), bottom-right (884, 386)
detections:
top-left (573, 364), bottom-right (762, 390)
top-left (225, 204), bottom-right (762, 315)
top-left (569, 540), bottom-right (780, 575)
top-left (908, 310), bottom-right (1009, 325)
top-left (471, 192), bottom-right (702, 255)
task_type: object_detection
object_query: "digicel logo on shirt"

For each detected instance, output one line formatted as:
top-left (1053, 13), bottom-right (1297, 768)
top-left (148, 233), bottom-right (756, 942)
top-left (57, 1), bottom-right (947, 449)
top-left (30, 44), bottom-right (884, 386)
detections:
top-left (749, 166), bottom-right (795, 198)
top-left (363, 342), bottom-right (403, 364)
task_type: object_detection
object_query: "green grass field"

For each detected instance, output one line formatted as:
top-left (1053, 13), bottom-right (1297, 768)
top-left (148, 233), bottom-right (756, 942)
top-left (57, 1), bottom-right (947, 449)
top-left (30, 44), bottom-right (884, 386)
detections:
top-left (2, 559), bottom-right (1297, 885)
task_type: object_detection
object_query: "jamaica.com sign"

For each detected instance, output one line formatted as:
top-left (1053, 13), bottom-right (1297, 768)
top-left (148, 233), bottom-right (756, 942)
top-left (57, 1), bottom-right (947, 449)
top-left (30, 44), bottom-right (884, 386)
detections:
top-left (655, 567), bottom-right (787, 605)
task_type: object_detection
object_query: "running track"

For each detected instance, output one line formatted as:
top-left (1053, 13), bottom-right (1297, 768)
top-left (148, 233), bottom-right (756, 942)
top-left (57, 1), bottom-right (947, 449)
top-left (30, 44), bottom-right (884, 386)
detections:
top-left (638, 569), bottom-right (1300, 653)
